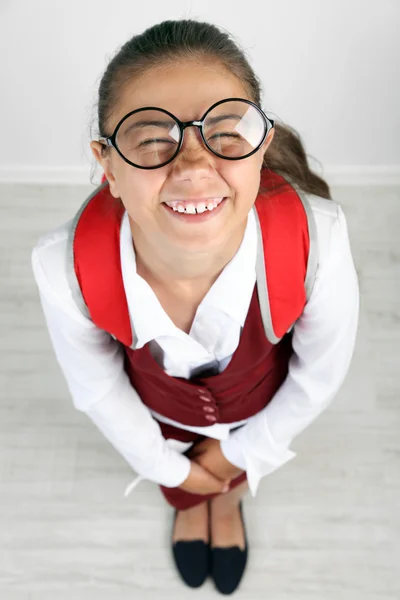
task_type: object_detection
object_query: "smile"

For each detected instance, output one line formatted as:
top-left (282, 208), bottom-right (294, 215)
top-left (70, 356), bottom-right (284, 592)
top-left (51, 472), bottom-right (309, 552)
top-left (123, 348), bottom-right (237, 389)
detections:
top-left (162, 197), bottom-right (228, 222)
top-left (163, 197), bottom-right (224, 214)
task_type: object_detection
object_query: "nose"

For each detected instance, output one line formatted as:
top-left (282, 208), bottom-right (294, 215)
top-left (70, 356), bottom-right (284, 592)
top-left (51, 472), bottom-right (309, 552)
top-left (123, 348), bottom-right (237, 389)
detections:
top-left (171, 125), bottom-right (216, 176)
top-left (180, 124), bottom-right (206, 153)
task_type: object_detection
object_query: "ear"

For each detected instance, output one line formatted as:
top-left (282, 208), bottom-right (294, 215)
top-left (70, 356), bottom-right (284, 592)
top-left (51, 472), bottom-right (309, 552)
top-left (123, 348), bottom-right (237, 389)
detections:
top-left (90, 141), bottom-right (121, 198)
top-left (259, 127), bottom-right (275, 168)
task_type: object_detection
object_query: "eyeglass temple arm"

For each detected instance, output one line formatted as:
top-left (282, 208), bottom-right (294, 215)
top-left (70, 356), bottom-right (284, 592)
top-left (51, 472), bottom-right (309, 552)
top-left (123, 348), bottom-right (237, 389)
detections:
top-left (98, 137), bottom-right (113, 146)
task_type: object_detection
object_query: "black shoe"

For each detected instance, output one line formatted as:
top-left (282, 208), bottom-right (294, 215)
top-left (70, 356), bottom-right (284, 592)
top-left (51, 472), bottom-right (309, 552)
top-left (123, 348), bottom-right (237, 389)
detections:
top-left (171, 509), bottom-right (210, 588)
top-left (210, 502), bottom-right (248, 595)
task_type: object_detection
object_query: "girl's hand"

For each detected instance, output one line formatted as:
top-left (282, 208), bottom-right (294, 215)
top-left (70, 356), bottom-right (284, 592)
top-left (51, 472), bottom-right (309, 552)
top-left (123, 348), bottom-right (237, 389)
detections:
top-left (179, 460), bottom-right (231, 495)
top-left (187, 438), bottom-right (244, 482)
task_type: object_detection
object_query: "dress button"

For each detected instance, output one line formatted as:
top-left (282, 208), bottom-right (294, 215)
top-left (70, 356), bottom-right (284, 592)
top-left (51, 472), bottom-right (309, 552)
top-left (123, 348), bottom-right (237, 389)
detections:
top-left (199, 395), bottom-right (211, 402)
top-left (203, 406), bottom-right (215, 413)
top-left (205, 414), bottom-right (217, 423)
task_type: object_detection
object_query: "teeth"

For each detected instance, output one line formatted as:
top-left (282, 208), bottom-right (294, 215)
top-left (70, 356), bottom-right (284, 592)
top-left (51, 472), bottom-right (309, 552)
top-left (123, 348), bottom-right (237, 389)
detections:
top-left (165, 198), bottom-right (224, 214)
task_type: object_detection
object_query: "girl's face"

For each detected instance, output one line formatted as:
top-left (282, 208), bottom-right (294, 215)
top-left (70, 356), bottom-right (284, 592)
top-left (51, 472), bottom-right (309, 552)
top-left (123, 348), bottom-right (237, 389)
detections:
top-left (90, 60), bottom-right (274, 254)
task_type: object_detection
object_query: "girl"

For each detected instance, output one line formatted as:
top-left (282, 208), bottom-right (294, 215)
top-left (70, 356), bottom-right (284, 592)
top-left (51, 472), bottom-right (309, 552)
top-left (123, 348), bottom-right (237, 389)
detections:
top-left (31, 19), bottom-right (359, 596)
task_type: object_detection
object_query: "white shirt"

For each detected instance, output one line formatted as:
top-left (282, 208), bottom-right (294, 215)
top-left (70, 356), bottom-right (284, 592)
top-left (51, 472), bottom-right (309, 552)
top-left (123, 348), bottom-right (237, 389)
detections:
top-left (31, 193), bottom-right (360, 498)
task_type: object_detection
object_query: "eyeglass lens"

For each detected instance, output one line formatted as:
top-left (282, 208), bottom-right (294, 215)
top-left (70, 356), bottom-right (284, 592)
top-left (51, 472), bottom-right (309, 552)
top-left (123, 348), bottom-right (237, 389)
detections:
top-left (115, 100), bottom-right (267, 167)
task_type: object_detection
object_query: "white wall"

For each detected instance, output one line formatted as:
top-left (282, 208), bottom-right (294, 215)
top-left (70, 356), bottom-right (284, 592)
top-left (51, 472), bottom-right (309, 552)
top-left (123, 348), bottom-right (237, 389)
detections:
top-left (1, 0), bottom-right (399, 185)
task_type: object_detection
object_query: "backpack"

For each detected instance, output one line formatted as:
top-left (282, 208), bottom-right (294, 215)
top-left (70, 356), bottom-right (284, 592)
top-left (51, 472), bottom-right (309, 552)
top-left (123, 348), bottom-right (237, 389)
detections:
top-left (66, 168), bottom-right (319, 346)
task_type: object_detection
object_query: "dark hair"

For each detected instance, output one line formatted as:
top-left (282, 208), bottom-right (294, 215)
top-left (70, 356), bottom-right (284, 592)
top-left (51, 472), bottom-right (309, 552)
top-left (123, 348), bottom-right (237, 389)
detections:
top-left (90, 19), bottom-right (331, 200)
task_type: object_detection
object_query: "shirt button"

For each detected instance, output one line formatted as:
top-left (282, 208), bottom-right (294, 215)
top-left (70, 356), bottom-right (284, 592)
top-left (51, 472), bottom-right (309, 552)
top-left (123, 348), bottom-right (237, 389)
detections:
top-left (199, 395), bottom-right (211, 402)
top-left (203, 406), bottom-right (215, 413)
top-left (205, 415), bottom-right (217, 423)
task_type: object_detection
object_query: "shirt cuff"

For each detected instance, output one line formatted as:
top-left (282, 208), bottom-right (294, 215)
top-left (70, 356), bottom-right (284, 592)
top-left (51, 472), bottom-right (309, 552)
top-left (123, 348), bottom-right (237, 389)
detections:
top-left (123, 438), bottom-right (193, 489)
top-left (156, 439), bottom-right (193, 487)
top-left (220, 423), bottom-right (296, 497)
top-left (123, 446), bottom-right (191, 498)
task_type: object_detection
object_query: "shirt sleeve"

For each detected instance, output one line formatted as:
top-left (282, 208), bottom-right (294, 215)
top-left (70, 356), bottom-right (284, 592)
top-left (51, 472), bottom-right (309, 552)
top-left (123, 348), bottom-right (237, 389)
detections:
top-left (220, 204), bottom-right (360, 496)
top-left (31, 244), bottom-right (191, 489)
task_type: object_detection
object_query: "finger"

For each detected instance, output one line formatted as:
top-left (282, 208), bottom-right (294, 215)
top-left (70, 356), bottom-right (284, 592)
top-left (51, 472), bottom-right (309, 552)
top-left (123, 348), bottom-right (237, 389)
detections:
top-left (192, 456), bottom-right (232, 487)
top-left (200, 467), bottom-right (230, 493)
top-left (181, 462), bottom-right (231, 495)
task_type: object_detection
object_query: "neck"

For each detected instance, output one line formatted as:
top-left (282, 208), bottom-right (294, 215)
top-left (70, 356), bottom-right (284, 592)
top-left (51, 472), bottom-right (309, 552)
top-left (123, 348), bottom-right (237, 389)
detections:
top-left (129, 218), bottom-right (247, 294)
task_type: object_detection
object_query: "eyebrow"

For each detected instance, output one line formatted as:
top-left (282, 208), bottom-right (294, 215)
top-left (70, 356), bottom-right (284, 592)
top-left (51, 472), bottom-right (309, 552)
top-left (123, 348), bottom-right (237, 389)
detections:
top-left (206, 113), bottom-right (242, 126)
top-left (122, 119), bottom-right (173, 136)
top-left (120, 113), bottom-right (242, 136)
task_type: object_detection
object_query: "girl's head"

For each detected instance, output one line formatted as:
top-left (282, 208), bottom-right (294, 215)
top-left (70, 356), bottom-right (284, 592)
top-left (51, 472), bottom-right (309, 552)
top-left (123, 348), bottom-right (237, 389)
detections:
top-left (90, 19), bottom-right (330, 257)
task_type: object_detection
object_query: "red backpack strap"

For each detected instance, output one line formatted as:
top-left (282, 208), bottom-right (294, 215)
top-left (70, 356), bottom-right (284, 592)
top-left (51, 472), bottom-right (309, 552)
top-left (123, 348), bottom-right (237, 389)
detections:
top-left (253, 168), bottom-right (318, 343)
top-left (66, 179), bottom-right (135, 347)
top-left (67, 171), bottom-right (318, 347)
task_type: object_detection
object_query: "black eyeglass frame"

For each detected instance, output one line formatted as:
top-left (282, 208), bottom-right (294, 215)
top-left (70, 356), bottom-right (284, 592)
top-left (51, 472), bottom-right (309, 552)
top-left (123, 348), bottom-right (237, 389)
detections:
top-left (97, 97), bottom-right (275, 170)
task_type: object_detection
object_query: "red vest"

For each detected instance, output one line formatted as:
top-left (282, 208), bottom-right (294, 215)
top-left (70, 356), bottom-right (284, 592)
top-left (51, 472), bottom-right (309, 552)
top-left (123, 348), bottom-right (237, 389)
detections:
top-left (66, 169), bottom-right (318, 435)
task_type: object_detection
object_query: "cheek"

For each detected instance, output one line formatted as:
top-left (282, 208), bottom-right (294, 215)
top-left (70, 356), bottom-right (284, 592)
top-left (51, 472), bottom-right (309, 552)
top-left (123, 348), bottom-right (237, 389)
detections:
top-left (223, 161), bottom-right (261, 207)
top-left (119, 172), bottom-right (166, 219)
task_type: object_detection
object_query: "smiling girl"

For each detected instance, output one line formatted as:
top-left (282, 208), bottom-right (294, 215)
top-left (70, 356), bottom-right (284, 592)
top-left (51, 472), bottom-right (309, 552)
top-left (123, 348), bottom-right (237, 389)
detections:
top-left (31, 19), bottom-right (359, 595)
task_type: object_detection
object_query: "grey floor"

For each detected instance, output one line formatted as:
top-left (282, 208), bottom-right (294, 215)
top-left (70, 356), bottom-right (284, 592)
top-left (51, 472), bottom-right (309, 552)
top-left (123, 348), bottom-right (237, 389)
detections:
top-left (0, 182), bottom-right (399, 600)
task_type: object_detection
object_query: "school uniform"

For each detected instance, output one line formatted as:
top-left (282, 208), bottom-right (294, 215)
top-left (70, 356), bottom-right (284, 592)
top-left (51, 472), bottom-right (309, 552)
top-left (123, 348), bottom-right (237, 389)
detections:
top-left (31, 169), bottom-right (359, 510)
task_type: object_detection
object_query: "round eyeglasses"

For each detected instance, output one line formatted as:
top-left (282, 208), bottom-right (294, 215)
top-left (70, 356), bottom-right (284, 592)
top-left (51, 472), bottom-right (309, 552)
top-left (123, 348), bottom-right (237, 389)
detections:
top-left (97, 97), bottom-right (275, 170)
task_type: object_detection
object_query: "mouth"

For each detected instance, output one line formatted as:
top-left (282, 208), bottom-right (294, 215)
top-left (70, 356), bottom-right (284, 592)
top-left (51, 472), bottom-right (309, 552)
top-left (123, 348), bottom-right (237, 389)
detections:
top-left (161, 197), bottom-right (228, 223)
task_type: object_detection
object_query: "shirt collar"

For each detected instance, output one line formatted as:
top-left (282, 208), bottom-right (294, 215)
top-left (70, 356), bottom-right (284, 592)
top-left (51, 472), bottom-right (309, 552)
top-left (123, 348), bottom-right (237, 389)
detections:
top-left (120, 209), bottom-right (257, 347)
top-left (195, 209), bottom-right (257, 326)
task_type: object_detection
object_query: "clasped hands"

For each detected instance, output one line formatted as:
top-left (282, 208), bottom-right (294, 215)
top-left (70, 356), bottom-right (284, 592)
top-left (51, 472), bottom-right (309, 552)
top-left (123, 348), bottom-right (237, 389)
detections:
top-left (179, 437), bottom-right (244, 496)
